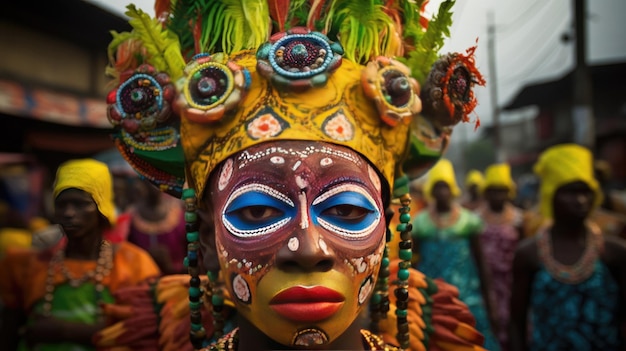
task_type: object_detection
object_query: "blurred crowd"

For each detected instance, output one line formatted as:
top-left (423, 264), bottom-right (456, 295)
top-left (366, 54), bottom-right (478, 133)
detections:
top-left (1, 142), bottom-right (625, 351)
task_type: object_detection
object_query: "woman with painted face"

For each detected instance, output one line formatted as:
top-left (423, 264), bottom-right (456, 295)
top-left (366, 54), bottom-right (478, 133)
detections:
top-left (92, 1), bottom-right (492, 350)
top-left (0, 159), bottom-right (161, 351)
top-left (510, 144), bottom-right (626, 351)
top-left (412, 159), bottom-right (500, 351)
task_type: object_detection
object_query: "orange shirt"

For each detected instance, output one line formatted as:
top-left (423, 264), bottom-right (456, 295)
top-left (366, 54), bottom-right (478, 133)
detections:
top-left (0, 241), bottom-right (160, 311)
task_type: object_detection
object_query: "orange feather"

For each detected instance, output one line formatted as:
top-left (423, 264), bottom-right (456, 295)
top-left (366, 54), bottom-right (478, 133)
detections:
top-left (268, 0), bottom-right (291, 32)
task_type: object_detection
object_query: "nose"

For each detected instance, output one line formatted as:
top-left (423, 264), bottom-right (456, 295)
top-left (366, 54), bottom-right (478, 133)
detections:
top-left (575, 192), bottom-right (591, 205)
top-left (275, 227), bottom-right (335, 273)
top-left (57, 203), bottom-right (78, 219)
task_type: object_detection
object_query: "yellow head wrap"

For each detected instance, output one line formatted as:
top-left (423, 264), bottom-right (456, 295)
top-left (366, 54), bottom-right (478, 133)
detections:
top-left (423, 159), bottom-right (461, 199)
top-left (533, 143), bottom-right (602, 219)
top-left (465, 169), bottom-right (484, 189)
top-left (482, 163), bottom-right (516, 199)
top-left (53, 159), bottom-right (116, 226)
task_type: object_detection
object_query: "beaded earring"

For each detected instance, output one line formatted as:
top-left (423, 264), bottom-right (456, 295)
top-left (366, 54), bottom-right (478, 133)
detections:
top-left (182, 189), bottom-right (207, 349)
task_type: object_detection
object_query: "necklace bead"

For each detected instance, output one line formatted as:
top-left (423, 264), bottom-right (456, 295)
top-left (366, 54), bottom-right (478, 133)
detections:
top-left (42, 240), bottom-right (113, 317)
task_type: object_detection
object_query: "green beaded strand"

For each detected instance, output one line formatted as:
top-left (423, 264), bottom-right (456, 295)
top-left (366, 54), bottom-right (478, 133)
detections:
top-left (394, 193), bottom-right (412, 350)
top-left (183, 189), bottom-right (207, 349)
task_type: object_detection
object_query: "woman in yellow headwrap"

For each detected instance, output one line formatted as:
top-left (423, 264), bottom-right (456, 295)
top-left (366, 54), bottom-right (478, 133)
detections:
top-left (91, 0), bottom-right (491, 350)
top-left (462, 169), bottom-right (485, 211)
top-left (510, 144), bottom-right (626, 351)
top-left (0, 159), bottom-right (160, 351)
top-left (475, 163), bottom-right (522, 351)
top-left (412, 159), bottom-right (500, 351)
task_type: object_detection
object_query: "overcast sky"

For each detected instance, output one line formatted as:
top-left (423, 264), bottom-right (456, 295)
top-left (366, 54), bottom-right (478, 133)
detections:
top-left (86, 0), bottom-right (626, 142)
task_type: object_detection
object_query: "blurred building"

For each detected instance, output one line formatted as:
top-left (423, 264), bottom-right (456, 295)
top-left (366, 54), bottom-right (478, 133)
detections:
top-left (493, 62), bottom-right (626, 188)
top-left (0, 0), bottom-right (130, 219)
top-left (0, 0), bottom-right (129, 169)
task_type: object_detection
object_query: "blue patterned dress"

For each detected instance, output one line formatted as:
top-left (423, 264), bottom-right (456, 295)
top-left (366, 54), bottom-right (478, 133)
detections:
top-left (412, 207), bottom-right (500, 351)
top-left (529, 260), bottom-right (622, 350)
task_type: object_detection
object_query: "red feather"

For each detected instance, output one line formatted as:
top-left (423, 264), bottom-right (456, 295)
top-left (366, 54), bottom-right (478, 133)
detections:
top-left (307, 0), bottom-right (326, 30)
top-left (154, 0), bottom-right (172, 24)
top-left (268, 0), bottom-right (291, 32)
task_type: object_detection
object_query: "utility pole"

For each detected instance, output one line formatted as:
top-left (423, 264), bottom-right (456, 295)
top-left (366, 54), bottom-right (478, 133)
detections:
top-left (487, 11), bottom-right (504, 162)
top-left (572, 0), bottom-right (595, 149)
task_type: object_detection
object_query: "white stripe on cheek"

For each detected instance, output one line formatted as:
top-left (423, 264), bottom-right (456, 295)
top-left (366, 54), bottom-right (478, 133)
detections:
top-left (319, 238), bottom-right (329, 255)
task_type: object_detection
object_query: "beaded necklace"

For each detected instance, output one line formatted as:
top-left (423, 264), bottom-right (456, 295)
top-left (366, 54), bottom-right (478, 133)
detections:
top-left (203, 328), bottom-right (398, 351)
top-left (477, 203), bottom-right (518, 226)
top-left (42, 240), bottom-right (113, 317)
top-left (427, 203), bottom-right (461, 229)
top-left (537, 225), bottom-right (600, 284)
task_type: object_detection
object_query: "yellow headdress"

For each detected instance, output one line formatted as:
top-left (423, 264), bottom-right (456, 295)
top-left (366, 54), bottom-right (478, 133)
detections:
top-left (423, 158), bottom-right (461, 199)
top-left (533, 143), bottom-right (603, 219)
top-left (482, 163), bottom-right (516, 199)
top-left (104, 0), bottom-right (485, 199)
top-left (53, 159), bottom-right (116, 226)
top-left (465, 169), bottom-right (484, 189)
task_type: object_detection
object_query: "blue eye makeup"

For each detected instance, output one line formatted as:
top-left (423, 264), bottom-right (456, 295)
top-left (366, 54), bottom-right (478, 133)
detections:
top-left (312, 185), bottom-right (381, 239)
top-left (223, 184), bottom-right (295, 238)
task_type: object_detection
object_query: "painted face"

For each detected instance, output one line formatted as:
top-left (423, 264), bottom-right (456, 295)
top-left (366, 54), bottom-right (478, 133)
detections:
top-left (207, 140), bottom-right (386, 347)
top-left (54, 188), bottom-right (102, 239)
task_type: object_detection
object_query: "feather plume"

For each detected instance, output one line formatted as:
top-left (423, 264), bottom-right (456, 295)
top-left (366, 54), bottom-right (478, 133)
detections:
top-left (268, 0), bottom-right (291, 32)
top-left (325, 0), bottom-right (397, 64)
top-left (154, 0), bottom-right (172, 22)
top-left (220, 0), bottom-right (271, 53)
top-left (126, 4), bottom-right (186, 80)
top-left (306, 0), bottom-right (327, 29)
top-left (401, 0), bottom-right (455, 84)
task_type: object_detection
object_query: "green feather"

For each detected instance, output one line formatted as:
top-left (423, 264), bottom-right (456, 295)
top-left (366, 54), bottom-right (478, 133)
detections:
top-left (325, 0), bottom-right (395, 64)
top-left (220, 0), bottom-right (271, 53)
top-left (286, 0), bottom-right (308, 28)
top-left (107, 30), bottom-right (136, 65)
top-left (126, 4), bottom-right (186, 80)
top-left (401, 0), bottom-right (455, 84)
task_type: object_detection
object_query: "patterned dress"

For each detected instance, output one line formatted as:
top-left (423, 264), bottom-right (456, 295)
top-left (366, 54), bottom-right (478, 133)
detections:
top-left (413, 206), bottom-right (500, 351)
top-left (476, 204), bottom-right (522, 351)
top-left (530, 257), bottom-right (622, 350)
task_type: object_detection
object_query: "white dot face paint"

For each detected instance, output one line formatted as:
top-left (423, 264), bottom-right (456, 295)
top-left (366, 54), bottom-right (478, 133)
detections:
top-left (320, 157), bottom-right (333, 167)
top-left (218, 158), bottom-right (234, 191)
top-left (288, 237), bottom-right (299, 251)
top-left (270, 156), bottom-right (285, 164)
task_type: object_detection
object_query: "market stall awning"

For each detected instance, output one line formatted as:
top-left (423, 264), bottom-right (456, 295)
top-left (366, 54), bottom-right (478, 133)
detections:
top-left (0, 78), bottom-right (110, 128)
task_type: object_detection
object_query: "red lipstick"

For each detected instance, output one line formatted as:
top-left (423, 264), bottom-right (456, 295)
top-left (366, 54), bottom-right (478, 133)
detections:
top-left (269, 286), bottom-right (344, 322)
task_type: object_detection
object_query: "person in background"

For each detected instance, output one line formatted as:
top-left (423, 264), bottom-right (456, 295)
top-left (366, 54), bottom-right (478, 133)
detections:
top-left (412, 159), bottom-right (500, 351)
top-left (475, 163), bottom-right (523, 351)
top-left (510, 144), bottom-right (626, 351)
top-left (126, 179), bottom-right (187, 275)
top-left (0, 158), bottom-right (160, 351)
top-left (462, 169), bottom-right (485, 211)
top-left (592, 160), bottom-right (626, 239)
